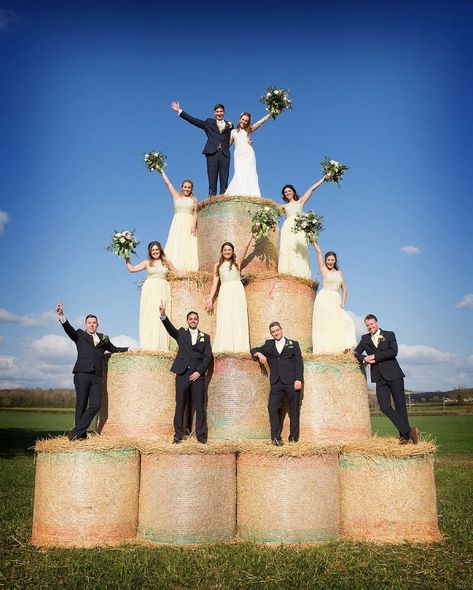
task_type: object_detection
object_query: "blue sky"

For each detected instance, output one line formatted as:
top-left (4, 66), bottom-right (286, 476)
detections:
top-left (0, 0), bottom-right (472, 391)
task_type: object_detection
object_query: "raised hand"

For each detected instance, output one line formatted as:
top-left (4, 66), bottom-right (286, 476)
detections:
top-left (171, 101), bottom-right (181, 112)
top-left (56, 302), bottom-right (64, 317)
top-left (159, 300), bottom-right (167, 316)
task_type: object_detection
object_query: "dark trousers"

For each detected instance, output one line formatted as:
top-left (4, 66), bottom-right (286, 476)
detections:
top-left (174, 370), bottom-right (207, 441)
top-left (268, 380), bottom-right (301, 442)
top-left (206, 150), bottom-right (230, 196)
top-left (73, 373), bottom-right (103, 437)
top-left (376, 377), bottom-right (410, 437)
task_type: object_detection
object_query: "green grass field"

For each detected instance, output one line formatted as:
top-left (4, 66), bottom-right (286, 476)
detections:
top-left (1, 411), bottom-right (472, 589)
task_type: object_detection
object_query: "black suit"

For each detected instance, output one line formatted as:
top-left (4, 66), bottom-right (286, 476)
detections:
top-left (61, 319), bottom-right (128, 438)
top-left (179, 111), bottom-right (233, 196)
top-left (161, 315), bottom-right (213, 441)
top-left (354, 329), bottom-right (410, 438)
top-left (251, 338), bottom-right (304, 442)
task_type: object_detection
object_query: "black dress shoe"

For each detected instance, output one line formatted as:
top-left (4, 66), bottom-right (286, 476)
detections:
top-left (288, 438), bottom-right (298, 443)
top-left (399, 437), bottom-right (409, 445)
top-left (67, 430), bottom-right (78, 441)
top-left (172, 438), bottom-right (182, 444)
top-left (197, 439), bottom-right (207, 444)
top-left (271, 439), bottom-right (284, 446)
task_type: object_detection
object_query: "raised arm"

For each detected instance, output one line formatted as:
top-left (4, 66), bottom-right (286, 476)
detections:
top-left (125, 258), bottom-right (149, 273)
top-left (236, 234), bottom-right (254, 268)
top-left (313, 242), bottom-right (326, 274)
top-left (56, 303), bottom-right (79, 342)
top-left (205, 264), bottom-right (221, 312)
top-left (299, 176), bottom-right (326, 206)
top-left (159, 170), bottom-right (180, 199)
top-left (171, 101), bottom-right (208, 130)
top-left (250, 113), bottom-right (271, 133)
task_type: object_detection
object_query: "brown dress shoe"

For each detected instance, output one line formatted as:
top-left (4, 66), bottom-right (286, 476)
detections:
top-left (410, 426), bottom-right (419, 444)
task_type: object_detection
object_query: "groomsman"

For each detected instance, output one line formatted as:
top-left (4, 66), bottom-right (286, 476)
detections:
top-left (171, 101), bottom-right (233, 196)
top-left (56, 303), bottom-right (128, 441)
top-left (354, 314), bottom-right (418, 444)
top-left (160, 301), bottom-right (213, 443)
top-left (251, 322), bottom-right (304, 445)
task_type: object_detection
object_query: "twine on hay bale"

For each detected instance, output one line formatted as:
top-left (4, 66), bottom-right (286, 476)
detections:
top-left (244, 273), bottom-right (316, 353)
top-left (138, 448), bottom-right (237, 545)
top-left (206, 355), bottom-right (270, 440)
top-left (32, 442), bottom-right (140, 548)
top-left (197, 195), bottom-right (279, 273)
top-left (290, 355), bottom-right (371, 443)
top-left (339, 437), bottom-right (441, 544)
top-left (237, 448), bottom-right (340, 544)
top-left (97, 352), bottom-right (176, 437)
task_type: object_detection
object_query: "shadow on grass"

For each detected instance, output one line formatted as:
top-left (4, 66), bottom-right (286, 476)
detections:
top-left (0, 430), bottom-right (66, 458)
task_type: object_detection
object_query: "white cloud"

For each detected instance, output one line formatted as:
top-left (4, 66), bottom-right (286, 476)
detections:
top-left (0, 9), bottom-right (20, 32)
top-left (29, 334), bottom-right (76, 360)
top-left (400, 245), bottom-right (422, 255)
top-left (0, 210), bottom-right (10, 233)
top-left (455, 294), bottom-right (473, 310)
top-left (0, 308), bottom-right (57, 327)
top-left (398, 344), bottom-right (458, 365)
top-left (110, 335), bottom-right (140, 349)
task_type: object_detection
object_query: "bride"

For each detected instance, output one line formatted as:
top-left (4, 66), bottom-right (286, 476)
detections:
top-left (224, 112), bottom-right (271, 197)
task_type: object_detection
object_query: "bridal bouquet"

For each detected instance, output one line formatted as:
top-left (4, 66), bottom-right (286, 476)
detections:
top-left (322, 158), bottom-right (349, 185)
top-left (250, 206), bottom-right (281, 241)
top-left (259, 86), bottom-right (292, 119)
top-left (106, 229), bottom-right (140, 260)
top-left (144, 150), bottom-right (167, 173)
top-left (292, 211), bottom-right (324, 244)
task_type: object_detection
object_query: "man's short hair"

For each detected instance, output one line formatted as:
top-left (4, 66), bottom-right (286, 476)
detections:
top-left (187, 311), bottom-right (199, 320)
top-left (85, 314), bottom-right (98, 322)
top-left (269, 321), bottom-right (281, 330)
top-left (364, 314), bottom-right (378, 322)
top-left (214, 103), bottom-right (225, 111)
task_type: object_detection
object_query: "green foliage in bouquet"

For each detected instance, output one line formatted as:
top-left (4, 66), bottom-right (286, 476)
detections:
top-left (105, 229), bottom-right (140, 260)
top-left (259, 86), bottom-right (292, 119)
top-left (322, 157), bottom-right (349, 185)
top-left (292, 211), bottom-right (324, 244)
top-left (144, 150), bottom-right (167, 173)
top-left (250, 206), bottom-right (281, 241)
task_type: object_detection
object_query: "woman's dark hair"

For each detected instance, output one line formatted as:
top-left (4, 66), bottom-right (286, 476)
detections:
top-left (237, 112), bottom-right (252, 134)
top-left (325, 251), bottom-right (339, 271)
top-left (281, 184), bottom-right (299, 202)
top-left (216, 242), bottom-right (238, 274)
top-left (147, 241), bottom-right (168, 267)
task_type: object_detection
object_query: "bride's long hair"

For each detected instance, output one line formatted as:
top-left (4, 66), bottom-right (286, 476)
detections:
top-left (147, 241), bottom-right (169, 267)
top-left (237, 112), bottom-right (253, 135)
top-left (216, 242), bottom-right (238, 274)
top-left (178, 178), bottom-right (194, 197)
top-left (324, 251), bottom-right (339, 271)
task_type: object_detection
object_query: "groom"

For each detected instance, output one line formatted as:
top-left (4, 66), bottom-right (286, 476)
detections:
top-left (171, 101), bottom-right (233, 196)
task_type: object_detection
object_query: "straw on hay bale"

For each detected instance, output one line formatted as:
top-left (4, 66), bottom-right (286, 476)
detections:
top-left (197, 196), bottom-right (279, 273)
top-left (97, 352), bottom-right (176, 437)
top-left (206, 354), bottom-right (270, 440)
top-left (237, 449), bottom-right (340, 544)
top-left (285, 354), bottom-right (371, 443)
top-left (244, 273), bottom-right (317, 353)
top-left (32, 442), bottom-right (140, 548)
top-left (339, 438), bottom-right (440, 543)
top-left (168, 272), bottom-right (216, 348)
top-left (138, 448), bottom-right (237, 545)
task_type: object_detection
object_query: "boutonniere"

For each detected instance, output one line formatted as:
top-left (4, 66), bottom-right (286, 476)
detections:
top-left (102, 335), bottom-right (110, 342)
top-left (226, 121), bottom-right (233, 129)
top-left (198, 333), bottom-right (205, 342)
top-left (286, 340), bottom-right (293, 347)
top-left (378, 335), bottom-right (385, 344)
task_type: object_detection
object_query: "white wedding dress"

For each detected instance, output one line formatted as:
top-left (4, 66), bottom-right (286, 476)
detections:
top-left (225, 129), bottom-right (261, 197)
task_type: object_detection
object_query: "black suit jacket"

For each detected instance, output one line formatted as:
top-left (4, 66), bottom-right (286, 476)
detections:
top-left (179, 111), bottom-right (233, 157)
top-left (251, 338), bottom-right (304, 385)
top-left (61, 320), bottom-right (128, 377)
top-left (161, 316), bottom-right (213, 376)
top-left (354, 330), bottom-right (405, 383)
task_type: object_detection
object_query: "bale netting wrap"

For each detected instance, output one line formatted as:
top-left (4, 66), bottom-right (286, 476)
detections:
top-left (138, 445), bottom-right (237, 545)
top-left (206, 354), bottom-right (269, 440)
top-left (237, 448), bottom-right (340, 543)
top-left (32, 442), bottom-right (140, 547)
top-left (97, 352), bottom-right (175, 437)
top-left (168, 272), bottom-right (216, 349)
top-left (291, 355), bottom-right (371, 443)
top-left (198, 196), bottom-right (279, 273)
top-left (339, 440), bottom-right (440, 543)
top-left (245, 273), bottom-right (317, 353)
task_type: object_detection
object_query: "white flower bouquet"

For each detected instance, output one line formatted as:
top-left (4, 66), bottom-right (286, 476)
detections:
top-left (259, 86), bottom-right (292, 119)
top-left (292, 211), bottom-right (324, 244)
top-left (250, 206), bottom-right (281, 241)
top-left (322, 157), bottom-right (349, 185)
top-left (144, 150), bottom-right (167, 173)
top-left (106, 229), bottom-right (140, 260)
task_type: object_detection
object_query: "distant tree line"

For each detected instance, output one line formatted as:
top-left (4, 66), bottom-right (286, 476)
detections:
top-left (0, 389), bottom-right (75, 408)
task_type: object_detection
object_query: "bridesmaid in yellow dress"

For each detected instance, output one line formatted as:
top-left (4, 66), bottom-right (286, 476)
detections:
top-left (312, 242), bottom-right (356, 354)
top-left (125, 241), bottom-right (178, 351)
top-left (205, 236), bottom-right (254, 353)
top-left (278, 176), bottom-right (327, 278)
top-left (158, 170), bottom-right (199, 271)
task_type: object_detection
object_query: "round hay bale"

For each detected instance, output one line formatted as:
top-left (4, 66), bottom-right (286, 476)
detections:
top-left (245, 273), bottom-right (317, 353)
top-left (168, 272), bottom-right (216, 348)
top-left (285, 355), bottom-right (371, 443)
top-left (32, 447), bottom-right (139, 547)
top-left (198, 196), bottom-right (279, 273)
top-left (206, 354), bottom-right (270, 440)
top-left (237, 450), bottom-right (339, 543)
top-left (339, 447), bottom-right (441, 543)
top-left (138, 450), bottom-right (237, 544)
top-left (97, 352), bottom-right (175, 437)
